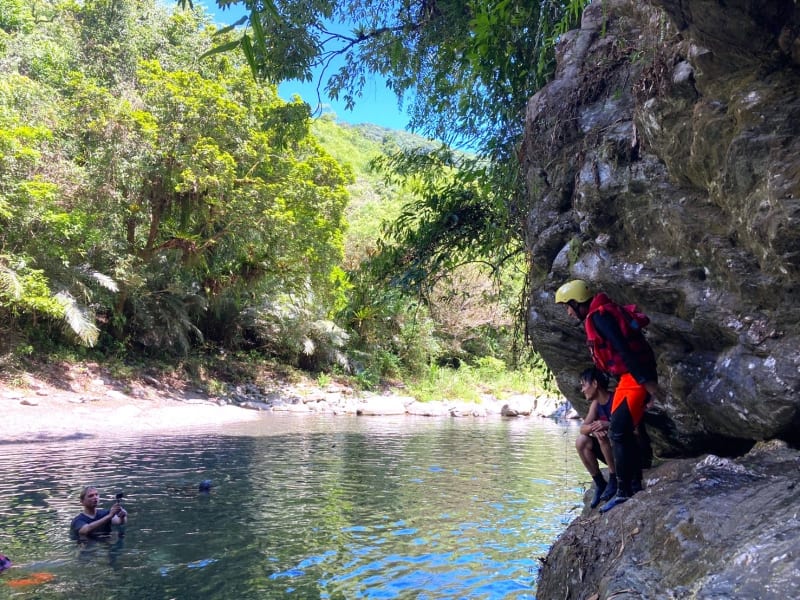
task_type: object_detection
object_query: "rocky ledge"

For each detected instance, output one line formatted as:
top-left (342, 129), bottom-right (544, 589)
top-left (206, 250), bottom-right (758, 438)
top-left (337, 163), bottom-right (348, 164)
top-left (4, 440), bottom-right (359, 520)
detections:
top-left (522, 0), bottom-right (800, 595)
top-left (536, 440), bottom-right (800, 599)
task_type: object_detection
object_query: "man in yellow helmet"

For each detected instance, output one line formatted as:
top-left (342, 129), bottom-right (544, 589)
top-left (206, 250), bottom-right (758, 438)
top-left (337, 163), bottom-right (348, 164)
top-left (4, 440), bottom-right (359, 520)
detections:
top-left (556, 279), bottom-right (660, 512)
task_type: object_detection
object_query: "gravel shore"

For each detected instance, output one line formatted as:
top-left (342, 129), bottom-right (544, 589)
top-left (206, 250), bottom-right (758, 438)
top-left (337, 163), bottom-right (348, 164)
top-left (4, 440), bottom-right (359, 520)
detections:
top-left (1, 365), bottom-right (571, 443)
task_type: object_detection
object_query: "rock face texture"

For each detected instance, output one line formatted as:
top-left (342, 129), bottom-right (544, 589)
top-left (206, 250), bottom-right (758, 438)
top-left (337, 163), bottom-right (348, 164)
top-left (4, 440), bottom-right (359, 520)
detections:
top-left (526, 2), bottom-right (800, 597)
top-left (536, 441), bottom-right (800, 599)
top-left (522, 0), bottom-right (800, 457)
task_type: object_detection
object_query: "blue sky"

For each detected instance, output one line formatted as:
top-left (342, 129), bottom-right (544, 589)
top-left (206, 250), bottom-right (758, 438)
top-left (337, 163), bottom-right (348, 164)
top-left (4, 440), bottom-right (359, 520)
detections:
top-left (197, 1), bottom-right (412, 132)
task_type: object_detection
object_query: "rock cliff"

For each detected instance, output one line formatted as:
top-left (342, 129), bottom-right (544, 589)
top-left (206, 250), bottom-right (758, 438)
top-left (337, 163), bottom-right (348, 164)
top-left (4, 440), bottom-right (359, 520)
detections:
top-left (522, 0), bottom-right (800, 457)
top-left (524, 1), bottom-right (800, 597)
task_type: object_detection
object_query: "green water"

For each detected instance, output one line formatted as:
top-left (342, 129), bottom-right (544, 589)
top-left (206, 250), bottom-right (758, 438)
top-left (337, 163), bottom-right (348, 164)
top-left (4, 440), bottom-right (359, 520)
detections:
top-left (0, 414), bottom-right (585, 599)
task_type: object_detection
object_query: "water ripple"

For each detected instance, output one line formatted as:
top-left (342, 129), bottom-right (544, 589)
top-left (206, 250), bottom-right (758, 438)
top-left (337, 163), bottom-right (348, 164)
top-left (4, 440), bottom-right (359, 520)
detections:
top-left (0, 416), bottom-right (583, 599)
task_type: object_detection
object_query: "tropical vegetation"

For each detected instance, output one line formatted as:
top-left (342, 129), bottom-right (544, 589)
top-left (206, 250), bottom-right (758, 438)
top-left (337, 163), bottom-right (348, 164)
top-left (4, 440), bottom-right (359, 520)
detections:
top-left (0, 0), bottom-right (589, 397)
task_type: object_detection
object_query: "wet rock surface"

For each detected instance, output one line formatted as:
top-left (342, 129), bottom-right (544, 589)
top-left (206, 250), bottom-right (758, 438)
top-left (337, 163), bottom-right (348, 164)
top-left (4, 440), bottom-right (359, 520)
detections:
top-left (537, 441), bottom-right (800, 599)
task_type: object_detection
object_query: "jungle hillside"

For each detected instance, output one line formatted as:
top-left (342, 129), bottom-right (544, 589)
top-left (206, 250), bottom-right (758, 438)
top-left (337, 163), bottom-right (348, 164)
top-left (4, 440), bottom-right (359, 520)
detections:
top-left (0, 0), bottom-right (567, 399)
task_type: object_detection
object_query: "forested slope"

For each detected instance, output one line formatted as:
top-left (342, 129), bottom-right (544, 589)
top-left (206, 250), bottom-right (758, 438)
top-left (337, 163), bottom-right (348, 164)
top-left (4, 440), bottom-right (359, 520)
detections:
top-left (0, 0), bottom-right (536, 392)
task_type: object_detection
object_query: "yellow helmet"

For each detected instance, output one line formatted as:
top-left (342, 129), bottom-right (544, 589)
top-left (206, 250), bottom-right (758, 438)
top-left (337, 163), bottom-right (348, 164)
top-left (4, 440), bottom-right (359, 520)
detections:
top-left (555, 279), bottom-right (592, 304)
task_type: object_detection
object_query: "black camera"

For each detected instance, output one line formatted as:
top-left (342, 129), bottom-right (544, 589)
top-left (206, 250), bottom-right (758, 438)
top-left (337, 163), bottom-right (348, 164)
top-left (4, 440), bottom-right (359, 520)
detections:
top-left (115, 492), bottom-right (124, 504)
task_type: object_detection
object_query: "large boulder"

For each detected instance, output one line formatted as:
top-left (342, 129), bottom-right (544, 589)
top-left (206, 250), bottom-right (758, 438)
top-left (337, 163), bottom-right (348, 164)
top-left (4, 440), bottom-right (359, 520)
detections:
top-left (536, 441), bottom-right (800, 599)
top-left (522, 0), bottom-right (800, 457)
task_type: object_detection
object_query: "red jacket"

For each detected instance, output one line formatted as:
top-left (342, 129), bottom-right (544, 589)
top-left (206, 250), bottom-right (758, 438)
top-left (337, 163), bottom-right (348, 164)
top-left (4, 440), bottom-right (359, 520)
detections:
top-left (584, 293), bottom-right (655, 378)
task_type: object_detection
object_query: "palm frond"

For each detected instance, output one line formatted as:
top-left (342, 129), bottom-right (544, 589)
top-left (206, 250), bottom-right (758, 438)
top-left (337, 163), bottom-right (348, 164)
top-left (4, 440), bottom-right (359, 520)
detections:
top-left (0, 266), bottom-right (24, 300)
top-left (129, 290), bottom-right (206, 355)
top-left (88, 269), bottom-right (119, 293)
top-left (55, 291), bottom-right (100, 347)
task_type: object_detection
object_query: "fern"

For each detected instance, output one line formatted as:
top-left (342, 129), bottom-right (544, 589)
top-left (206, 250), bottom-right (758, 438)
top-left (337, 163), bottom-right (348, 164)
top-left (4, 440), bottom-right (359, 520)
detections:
top-left (237, 301), bottom-right (350, 370)
top-left (128, 290), bottom-right (206, 356)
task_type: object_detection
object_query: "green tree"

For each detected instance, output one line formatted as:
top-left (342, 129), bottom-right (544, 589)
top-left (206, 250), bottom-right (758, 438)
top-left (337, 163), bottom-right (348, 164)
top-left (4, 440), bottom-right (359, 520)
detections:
top-left (186, 0), bottom-right (588, 320)
top-left (188, 0), bottom-right (588, 151)
top-left (0, 0), bottom-right (352, 358)
top-left (74, 56), bottom-right (351, 353)
top-left (0, 77), bottom-right (108, 346)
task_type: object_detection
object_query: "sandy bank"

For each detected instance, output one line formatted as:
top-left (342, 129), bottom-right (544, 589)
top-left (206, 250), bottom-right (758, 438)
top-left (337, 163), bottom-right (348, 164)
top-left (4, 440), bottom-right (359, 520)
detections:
top-left (0, 363), bottom-right (571, 443)
top-left (0, 375), bottom-right (260, 443)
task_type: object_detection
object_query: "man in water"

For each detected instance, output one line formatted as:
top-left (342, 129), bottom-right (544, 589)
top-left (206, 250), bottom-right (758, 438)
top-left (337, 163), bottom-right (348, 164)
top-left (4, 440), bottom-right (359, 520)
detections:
top-left (575, 367), bottom-right (617, 508)
top-left (70, 486), bottom-right (127, 540)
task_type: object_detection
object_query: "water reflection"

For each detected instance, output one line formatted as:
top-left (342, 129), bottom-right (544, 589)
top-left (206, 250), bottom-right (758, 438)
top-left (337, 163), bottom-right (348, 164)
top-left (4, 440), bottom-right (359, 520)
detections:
top-left (0, 415), bottom-right (584, 599)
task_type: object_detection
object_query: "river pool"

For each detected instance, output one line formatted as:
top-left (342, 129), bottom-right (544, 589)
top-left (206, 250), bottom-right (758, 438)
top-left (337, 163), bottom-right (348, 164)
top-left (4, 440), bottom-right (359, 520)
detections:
top-left (0, 414), bottom-right (584, 599)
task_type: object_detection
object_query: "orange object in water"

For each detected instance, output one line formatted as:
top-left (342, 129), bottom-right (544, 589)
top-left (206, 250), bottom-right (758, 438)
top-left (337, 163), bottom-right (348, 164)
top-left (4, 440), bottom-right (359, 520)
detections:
top-left (6, 572), bottom-right (56, 587)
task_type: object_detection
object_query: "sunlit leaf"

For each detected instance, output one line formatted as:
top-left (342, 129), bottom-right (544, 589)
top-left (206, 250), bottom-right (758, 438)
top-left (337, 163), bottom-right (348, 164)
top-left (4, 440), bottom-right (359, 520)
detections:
top-left (55, 291), bottom-right (100, 347)
top-left (199, 37), bottom-right (243, 60)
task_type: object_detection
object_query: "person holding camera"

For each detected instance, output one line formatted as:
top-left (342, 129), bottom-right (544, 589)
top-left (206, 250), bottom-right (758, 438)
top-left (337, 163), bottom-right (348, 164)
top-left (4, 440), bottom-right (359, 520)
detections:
top-left (70, 486), bottom-right (127, 540)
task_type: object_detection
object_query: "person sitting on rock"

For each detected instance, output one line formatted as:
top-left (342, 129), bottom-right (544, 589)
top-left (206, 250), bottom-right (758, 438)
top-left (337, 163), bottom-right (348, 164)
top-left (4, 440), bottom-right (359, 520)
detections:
top-left (576, 367), bottom-right (618, 508)
top-left (70, 486), bottom-right (127, 541)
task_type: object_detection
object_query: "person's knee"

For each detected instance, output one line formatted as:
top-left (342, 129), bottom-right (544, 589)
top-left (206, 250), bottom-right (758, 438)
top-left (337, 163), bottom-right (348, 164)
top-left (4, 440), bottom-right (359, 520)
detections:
top-left (576, 434), bottom-right (592, 453)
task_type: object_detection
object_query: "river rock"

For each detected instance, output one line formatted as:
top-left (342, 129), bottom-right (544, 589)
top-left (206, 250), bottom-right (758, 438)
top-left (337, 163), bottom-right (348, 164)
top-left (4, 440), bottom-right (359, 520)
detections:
top-left (356, 394), bottom-right (412, 415)
top-left (282, 402), bottom-right (313, 413)
top-left (406, 401), bottom-right (451, 417)
top-left (500, 394), bottom-right (535, 416)
top-left (240, 401), bottom-right (272, 411)
top-left (536, 440), bottom-right (800, 599)
top-left (449, 401), bottom-right (488, 417)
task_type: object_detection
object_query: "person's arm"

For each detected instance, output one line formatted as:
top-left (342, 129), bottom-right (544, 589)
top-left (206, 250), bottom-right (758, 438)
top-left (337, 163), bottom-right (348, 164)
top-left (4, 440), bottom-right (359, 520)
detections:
top-left (579, 401), bottom-right (599, 436)
top-left (593, 312), bottom-right (664, 406)
top-left (592, 413), bottom-right (610, 437)
top-left (592, 312), bottom-right (652, 383)
top-left (77, 506), bottom-right (121, 537)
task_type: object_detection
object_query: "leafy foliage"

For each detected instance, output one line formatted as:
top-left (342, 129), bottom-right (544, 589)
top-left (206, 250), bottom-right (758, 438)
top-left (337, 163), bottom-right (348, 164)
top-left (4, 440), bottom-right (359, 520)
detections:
top-left (0, 0), bottom-right (350, 356)
top-left (409, 356), bottom-right (558, 403)
top-left (195, 0), bottom-right (589, 152)
top-left (236, 300), bottom-right (351, 372)
top-left (0, 0), bottom-right (559, 392)
top-left (305, 114), bottom-right (540, 380)
top-left (191, 1), bottom-right (589, 335)
top-left (369, 148), bottom-right (517, 289)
